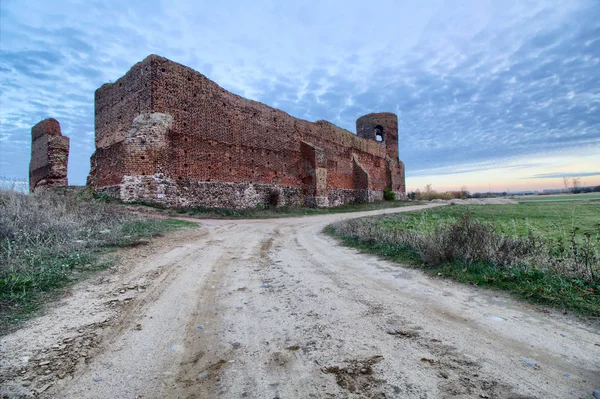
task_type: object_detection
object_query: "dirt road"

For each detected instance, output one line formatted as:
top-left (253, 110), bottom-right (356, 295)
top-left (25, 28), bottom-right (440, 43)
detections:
top-left (1, 204), bottom-right (599, 398)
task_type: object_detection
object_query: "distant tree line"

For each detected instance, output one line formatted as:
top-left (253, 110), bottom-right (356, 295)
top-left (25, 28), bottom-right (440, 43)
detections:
top-left (570, 185), bottom-right (600, 194)
top-left (407, 184), bottom-right (471, 200)
top-left (406, 179), bottom-right (600, 200)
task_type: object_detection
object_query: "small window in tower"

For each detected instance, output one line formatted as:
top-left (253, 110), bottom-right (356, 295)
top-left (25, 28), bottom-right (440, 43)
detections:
top-left (375, 125), bottom-right (384, 142)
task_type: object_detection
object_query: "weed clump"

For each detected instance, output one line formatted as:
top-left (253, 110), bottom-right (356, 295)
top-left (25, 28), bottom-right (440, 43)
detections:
top-left (0, 189), bottom-right (189, 330)
top-left (383, 187), bottom-right (396, 201)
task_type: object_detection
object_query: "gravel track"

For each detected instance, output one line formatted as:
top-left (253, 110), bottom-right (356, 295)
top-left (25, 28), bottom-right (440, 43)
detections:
top-left (1, 203), bottom-right (598, 398)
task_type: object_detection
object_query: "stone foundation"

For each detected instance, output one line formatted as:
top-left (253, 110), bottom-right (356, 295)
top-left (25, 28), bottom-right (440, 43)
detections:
top-left (96, 175), bottom-right (389, 209)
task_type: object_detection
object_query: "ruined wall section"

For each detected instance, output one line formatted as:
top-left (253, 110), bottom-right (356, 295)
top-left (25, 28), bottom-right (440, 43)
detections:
top-left (147, 56), bottom-right (393, 190)
top-left (149, 55), bottom-right (309, 187)
top-left (95, 61), bottom-right (154, 148)
top-left (29, 118), bottom-right (69, 192)
top-left (89, 60), bottom-right (182, 191)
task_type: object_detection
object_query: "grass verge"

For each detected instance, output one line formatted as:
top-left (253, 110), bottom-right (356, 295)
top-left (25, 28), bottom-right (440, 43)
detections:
top-left (326, 202), bottom-right (600, 316)
top-left (516, 193), bottom-right (600, 202)
top-left (127, 199), bottom-right (420, 219)
top-left (0, 189), bottom-right (195, 334)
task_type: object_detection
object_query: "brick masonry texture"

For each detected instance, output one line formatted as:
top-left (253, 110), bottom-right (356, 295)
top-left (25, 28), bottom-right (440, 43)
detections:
top-left (88, 55), bottom-right (405, 208)
top-left (29, 118), bottom-right (69, 192)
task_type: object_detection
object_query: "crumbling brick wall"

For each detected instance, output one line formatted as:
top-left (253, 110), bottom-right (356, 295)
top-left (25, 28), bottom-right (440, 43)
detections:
top-left (88, 55), bottom-right (406, 208)
top-left (30, 118), bottom-right (69, 192)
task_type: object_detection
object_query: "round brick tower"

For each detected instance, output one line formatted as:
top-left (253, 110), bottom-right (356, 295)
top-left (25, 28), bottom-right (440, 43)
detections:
top-left (356, 113), bottom-right (404, 193)
top-left (356, 112), bottom-right (399, 162)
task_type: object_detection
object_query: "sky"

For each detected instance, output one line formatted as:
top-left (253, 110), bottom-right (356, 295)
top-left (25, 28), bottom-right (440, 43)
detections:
top-left (0, 0), bottom-right (599, 193)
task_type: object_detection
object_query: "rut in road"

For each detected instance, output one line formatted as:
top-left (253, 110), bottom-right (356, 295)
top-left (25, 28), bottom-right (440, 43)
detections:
top-left (1, 204), bottom-right (598, 399)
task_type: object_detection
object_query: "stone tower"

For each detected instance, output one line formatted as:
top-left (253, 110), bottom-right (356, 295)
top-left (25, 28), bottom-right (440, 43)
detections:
top-left (356, 113), bottom-right (405, 193)
top-left (29, 118), bottom-right (70, 192)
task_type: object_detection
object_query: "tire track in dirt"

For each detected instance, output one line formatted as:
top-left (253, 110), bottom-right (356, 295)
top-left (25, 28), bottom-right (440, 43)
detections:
top-left (173, 225), bottom-right (334, 398)
top-left (173, 224), bottom-right (262, 398)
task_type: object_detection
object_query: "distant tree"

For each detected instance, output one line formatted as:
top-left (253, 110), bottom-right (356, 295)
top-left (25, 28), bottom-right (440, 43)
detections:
top-left (460, 185), bottom-right (470, 199)
top-left (421, 184), bottom-right (436, 200)
top-left (569, 178), bottom-right (582, 194)
top-left (563, 177), bottom-right (570, 191)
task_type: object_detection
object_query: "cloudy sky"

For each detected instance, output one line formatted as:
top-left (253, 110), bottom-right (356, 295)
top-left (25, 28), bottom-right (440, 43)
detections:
top-left (1, 0), bottom-right (599, 192)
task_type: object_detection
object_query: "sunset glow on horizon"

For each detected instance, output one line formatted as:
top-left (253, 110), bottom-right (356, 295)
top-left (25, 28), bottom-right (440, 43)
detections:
top-left (405, 146), bottom-right (600, 193)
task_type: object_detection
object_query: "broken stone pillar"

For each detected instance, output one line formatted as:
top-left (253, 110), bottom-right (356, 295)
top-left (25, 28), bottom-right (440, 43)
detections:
top-left (29, 118), bottom-right (69, 192)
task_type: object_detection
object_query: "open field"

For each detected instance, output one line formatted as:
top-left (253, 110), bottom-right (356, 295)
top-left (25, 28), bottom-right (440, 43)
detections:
top-left (0, 190), bottom-right (195, 333)
top-left (516, 193), bottom-right (600, 202)
top-left (327, 201), bottom-right (600, 315)
top-left (380, 201), bottom-right (600, 242)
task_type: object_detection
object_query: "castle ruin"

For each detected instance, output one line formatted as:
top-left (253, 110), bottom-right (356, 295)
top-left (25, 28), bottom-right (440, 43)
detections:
top-left (30, 54), bottom-right (405, 207)
top-left (87, 55), bottom-right (405, 208)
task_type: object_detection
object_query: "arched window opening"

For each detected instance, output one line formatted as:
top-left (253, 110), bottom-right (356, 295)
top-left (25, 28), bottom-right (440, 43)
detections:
top-left (375, 125), bottom-right (384, 142)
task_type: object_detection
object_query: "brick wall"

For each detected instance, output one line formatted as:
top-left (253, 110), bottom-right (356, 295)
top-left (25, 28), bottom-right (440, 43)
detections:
top-left (88, 55), bottom-right (405, 208)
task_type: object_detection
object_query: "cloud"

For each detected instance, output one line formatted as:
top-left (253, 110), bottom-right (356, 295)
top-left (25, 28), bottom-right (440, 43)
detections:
top-left (526, 172), bottom-right (600, 179)
top-left (0, 0), bottom-right (598, 187)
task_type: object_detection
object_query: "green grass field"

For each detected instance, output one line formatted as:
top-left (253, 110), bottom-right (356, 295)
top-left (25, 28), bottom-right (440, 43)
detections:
top-left (327, 200), bottom-right (600, 316)
top-left (516, 193), bottom-right (600, 202)
top-left (130, 199), bottom-right (420, 219)
top-left (380, 201), bottom-right (600, 243)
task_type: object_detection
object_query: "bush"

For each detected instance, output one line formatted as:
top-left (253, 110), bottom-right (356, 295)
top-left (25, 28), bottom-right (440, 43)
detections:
top-left (330, 212), bottom-right (598, 282)
top-left (383, 187), bottom-right (395, 201)
top-left (418, 213), bottom-right (543, 267)
top-left (408, 188), bottom-right (457, 201)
